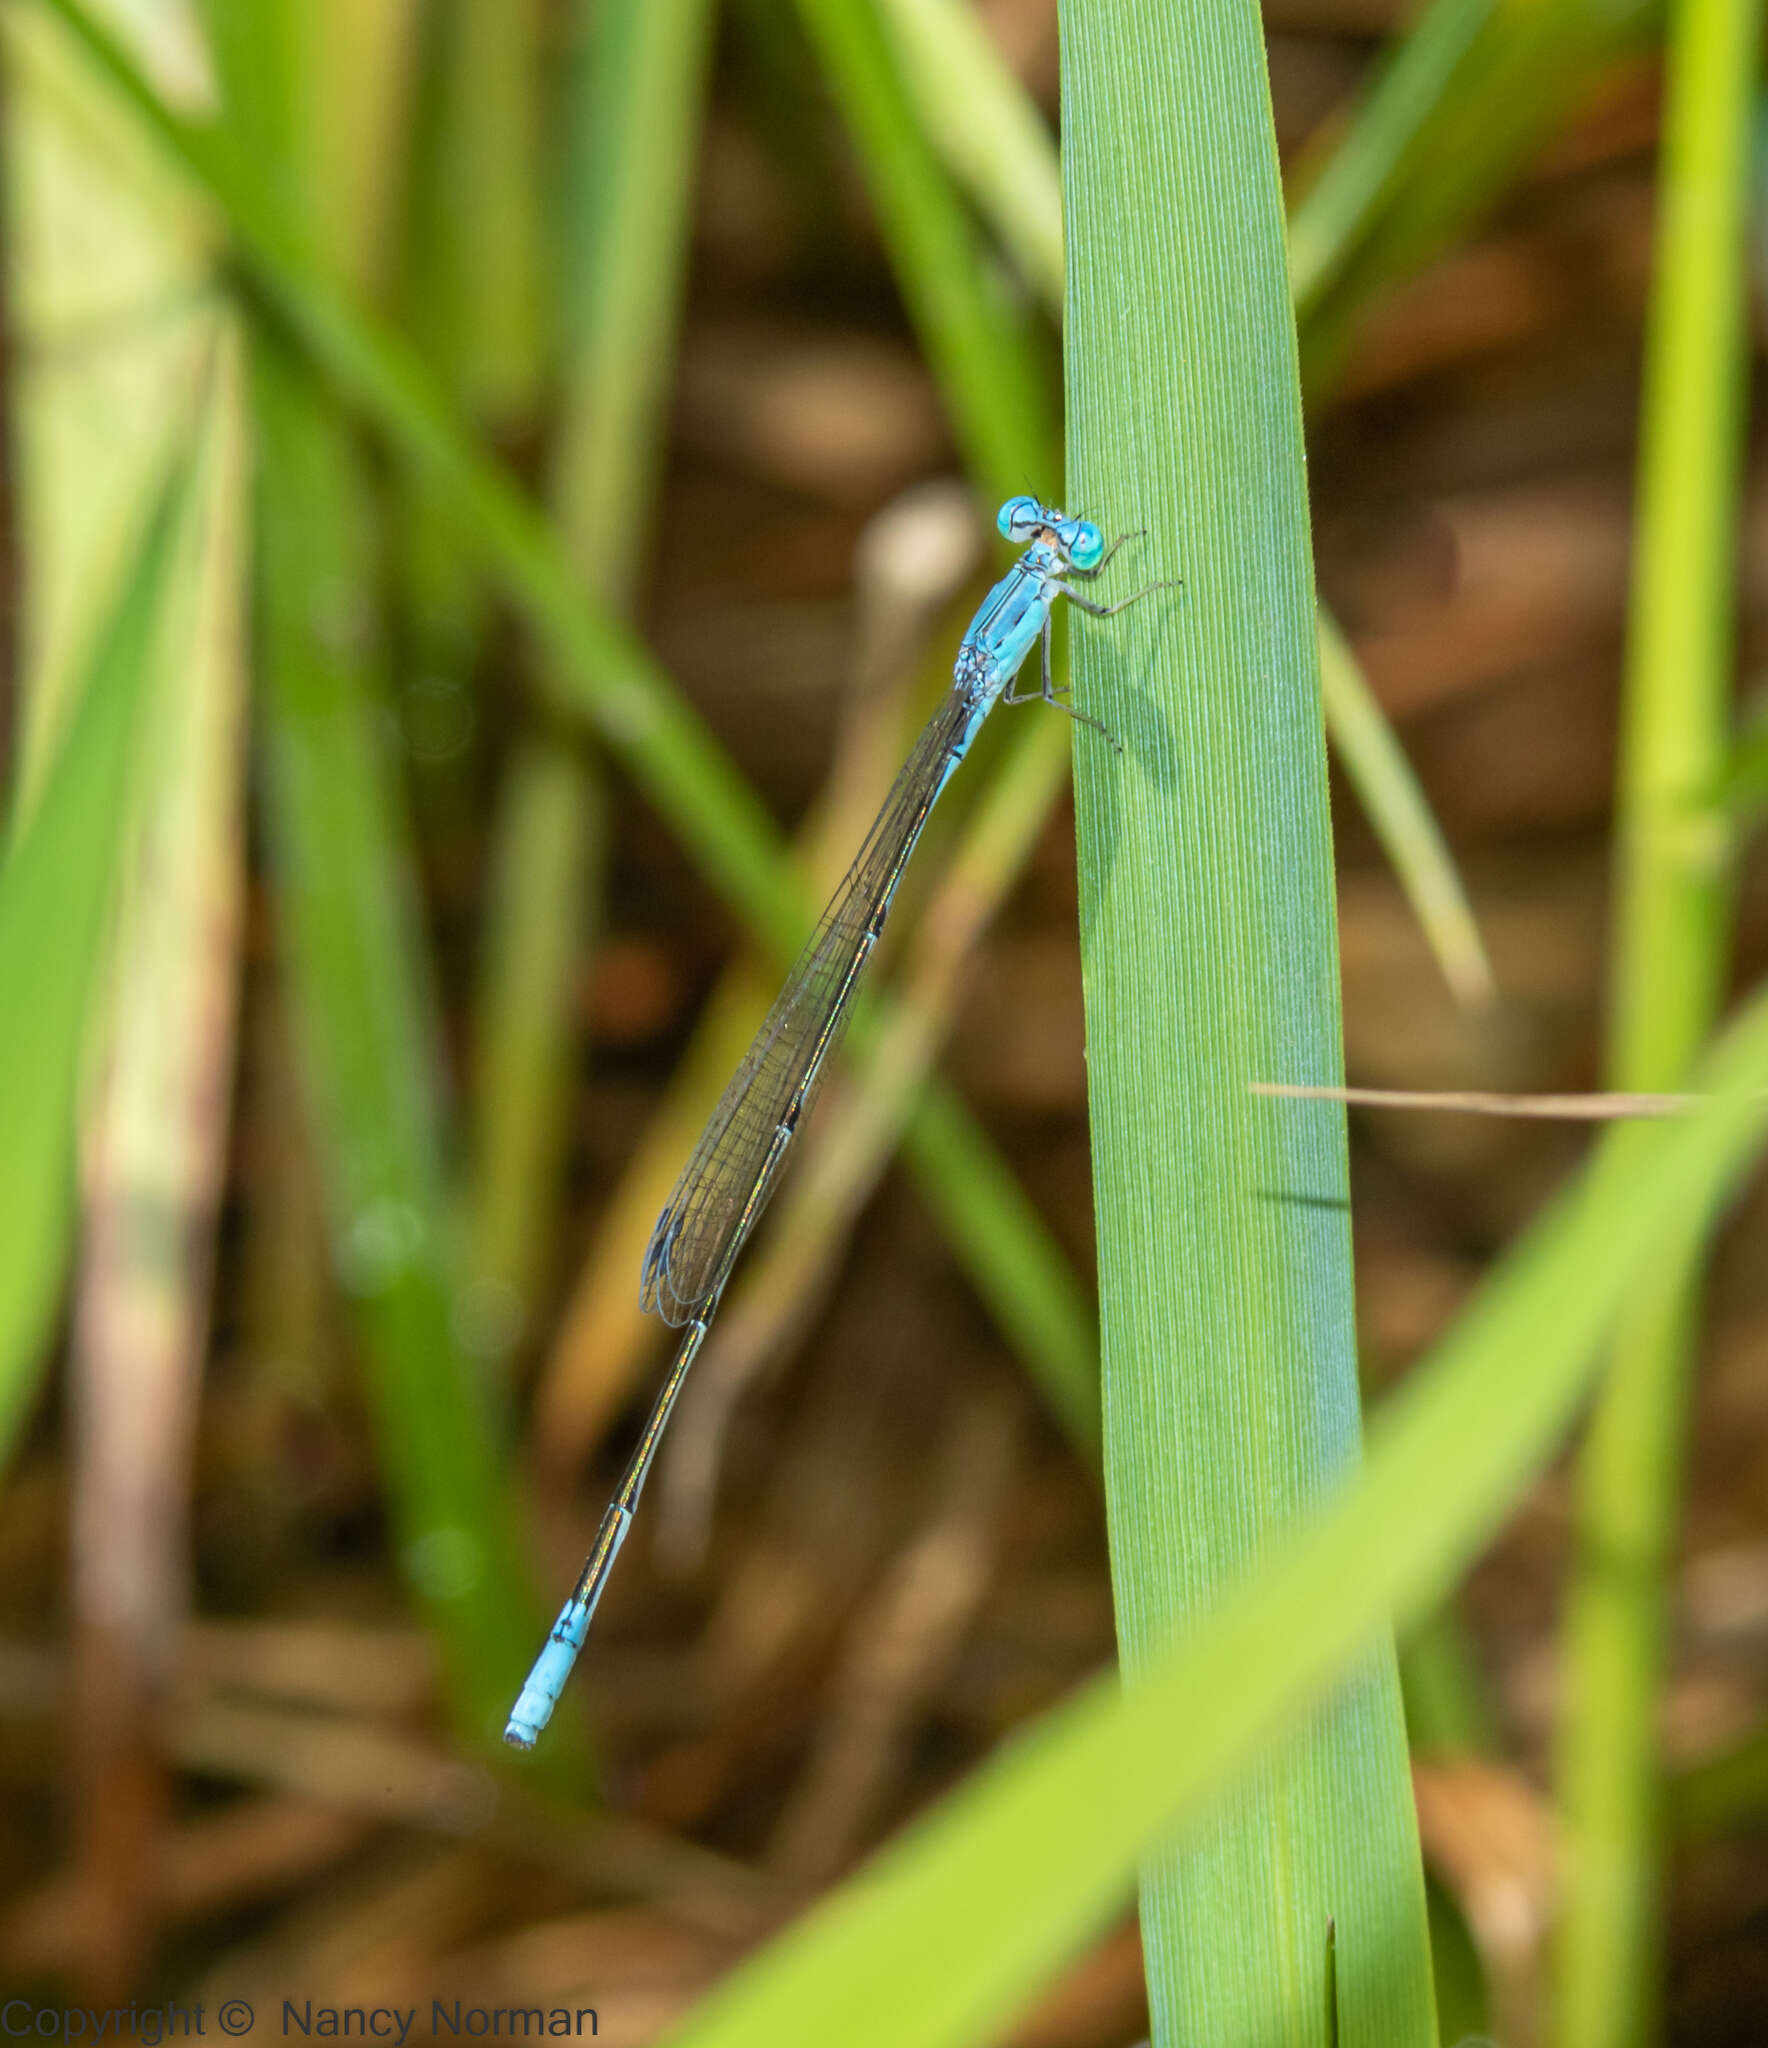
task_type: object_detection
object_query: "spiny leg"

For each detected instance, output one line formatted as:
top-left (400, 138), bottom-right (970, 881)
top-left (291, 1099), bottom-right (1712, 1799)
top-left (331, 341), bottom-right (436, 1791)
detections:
top-left (1003, 615), bottom-right (1122, 752)
top-left (1052, 576), bottom-right (1177, 618)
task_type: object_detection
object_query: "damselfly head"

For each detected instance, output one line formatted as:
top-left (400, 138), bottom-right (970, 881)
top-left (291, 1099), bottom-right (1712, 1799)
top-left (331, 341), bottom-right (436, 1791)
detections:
top-left (996, 496), bottom-right (1106, 572)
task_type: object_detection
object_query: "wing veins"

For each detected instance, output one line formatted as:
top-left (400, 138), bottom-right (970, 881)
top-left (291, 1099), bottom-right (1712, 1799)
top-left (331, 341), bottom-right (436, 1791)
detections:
top-left (642, 687), bottom-right (974, 1323)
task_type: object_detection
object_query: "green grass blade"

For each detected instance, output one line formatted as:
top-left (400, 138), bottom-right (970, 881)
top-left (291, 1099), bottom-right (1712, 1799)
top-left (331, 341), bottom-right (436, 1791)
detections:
top-left (1599, 18), bottom-right (1751, 1121)
top-left (1285, 0), bottom-right (1495, 315)
top-left (392, 0), bottom-right (543, 894)
top-left (64, 340), bottom-right (246, 1957)
top-left (401, 0), bottom-right (545, 427)
top-left (792, 0), bottom-right (1056, 497)
top-left (1669, 1715), bottom-right (1768, 1843)
top-left (468, 0), bottom-right (715, 1347)
top-left (187, 0), bottom-right (306, 222)
top-left (196, 0), bottom-right (558, 1762)
top-left (393, 0), bottom-right (577, 1362)
top-left (549, 0), bottom-right (717, 592)
top-left (1398, 1603), bottom-right (1499, 1757)
top-left (1297, 0), bottom-right (1659, 385)
top-left (896, 1094), bottom-right (1100, 1448)
top-left (1553, 0), bottom-right (1760, 2037)
top-left (1318, 607), bottom-right (1495, 1012)
top-left (658, 980), bottom-right (1768, 2048)
top-left (37, 0), bottom-right (783, 936)
top-left (2, 1), bottom-right (216, 797)
top-left (1061, 4), bottom-right (1430, 2041)
top-left (396, 0), bottom-right (567, 1356)
top-left (468, 743), bottom-right (605, 1358)
top-left (873, 0), bottom-right (1066, 310)
top-left (0, 449), bottom-right (191, 1462)
top-left (251, 335), bottom-right (549, 1759)
top-left (1719, 688), bottom-right (1768, 823)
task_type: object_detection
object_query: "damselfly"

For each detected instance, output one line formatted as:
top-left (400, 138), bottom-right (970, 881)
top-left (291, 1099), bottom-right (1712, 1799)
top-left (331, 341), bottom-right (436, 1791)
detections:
top-left (505, 494), bottom-right (1165, 1748)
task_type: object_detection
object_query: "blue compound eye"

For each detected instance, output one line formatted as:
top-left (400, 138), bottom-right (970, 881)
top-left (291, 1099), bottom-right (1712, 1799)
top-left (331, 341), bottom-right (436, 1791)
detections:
top-left (997, 494), bottom-right (1042, 541)
top-left (1067, 520), bottom-right (1104, 571)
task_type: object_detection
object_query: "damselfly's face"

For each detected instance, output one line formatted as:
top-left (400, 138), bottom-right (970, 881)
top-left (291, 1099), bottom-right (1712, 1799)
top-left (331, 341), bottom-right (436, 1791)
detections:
top-left (994, 495), bottom-right (1104, 571)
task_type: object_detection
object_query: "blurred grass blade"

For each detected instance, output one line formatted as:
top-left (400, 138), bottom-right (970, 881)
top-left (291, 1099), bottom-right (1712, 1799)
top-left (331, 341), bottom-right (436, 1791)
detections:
top-left (1398, 1603), bottom-right (1499, 1757)
top-left (1669, 1716), bottom-right (1768, 1843)
top-left (68, 333), bottom-right (246, 1993)
top-left (395, 0), bottom-right (581, 1360)
top-left (38, 0), bottom-right (786, 938)
top-left (197, 0), bottom-right (557, 1762)
top-left (251, 335), bottom-right (549, 1759)
top-left (402, 0), bottom-right (544, 428)
top-left (0, 449), bottom-right (191, 1463)
top-left (792, 0), bottom-right (1056, 497)
top-left (393, 0), bottom-right (544, 943)
top-left (1719, 687), bottom-right (1768, 824)
top-left (469, 0), bottom-right (714, 1358)
top-left (1554, 0), bottom-right (1759, 2036)
top-left (1318, 607), bottom-right (1495, 1011)
top-left (550, 0), bottom-right (717, 595)
top-left (1063, 2), bottom-right (1429, 2041)
top-left (661, 980), bottom-right (1768, 2048)
top-left (874, 0), bottom-right (1065, 310)
top-left (2, 1), bottom-right (216, 801)
top-left (1285, 0), bottom-right (1496, 315)
top-left (900, 1084), bottom-right (1099, 1427)
top-left (468, 743), bottom-right (603, 1359)
top-left (11, 5), bottom-right (248, 1975)
top-left (1296, 0), bottom-right (1659, 385)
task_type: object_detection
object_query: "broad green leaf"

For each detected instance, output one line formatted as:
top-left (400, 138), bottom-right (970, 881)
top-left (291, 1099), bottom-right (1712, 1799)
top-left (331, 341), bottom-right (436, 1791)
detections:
top-left (1063, 2), bottom-right (1429, 2040)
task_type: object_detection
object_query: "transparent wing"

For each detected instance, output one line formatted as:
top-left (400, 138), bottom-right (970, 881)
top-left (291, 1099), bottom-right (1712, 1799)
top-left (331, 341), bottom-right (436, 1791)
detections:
top-left (641, 686), bottom-right (976, 1326)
